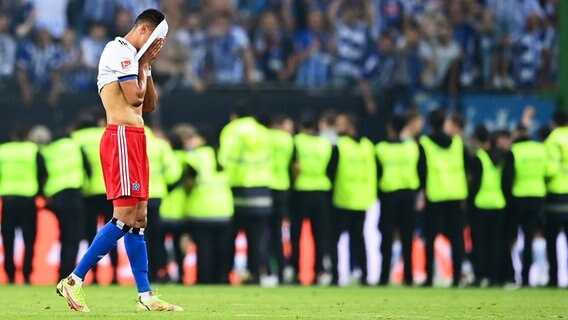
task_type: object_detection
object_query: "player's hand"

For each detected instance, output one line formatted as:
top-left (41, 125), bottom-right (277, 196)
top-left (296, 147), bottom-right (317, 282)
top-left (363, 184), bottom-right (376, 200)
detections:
top-left (140, 38), bottom-right (165, 65)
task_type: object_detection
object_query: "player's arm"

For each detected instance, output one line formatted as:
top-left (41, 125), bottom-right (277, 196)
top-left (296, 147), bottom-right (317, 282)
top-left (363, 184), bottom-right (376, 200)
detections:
top-left (140, 39), bottom-right (164, 112)
top-left (142, 67), bottom-right (157, 113)
top-left (118, 65), bottom-right (148, 108)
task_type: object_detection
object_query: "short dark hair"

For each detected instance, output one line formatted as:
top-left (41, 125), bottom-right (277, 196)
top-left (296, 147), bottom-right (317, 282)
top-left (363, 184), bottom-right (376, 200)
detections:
top-left (552, 108), bottom-right (568, 126)
top-left (298, 110), bottom-right (318, 130)
top-left (387, 115), bottom-right (406, 135)
top-left (428, 108), bottom-right (446, 131)
top-left (473, 124), bottom-right (490, 143)
top-left (271, 113), bottom-right (291, 127)
top-left (232, 102), bottom-right (253, 118)
top-left (11, 122), bottom-right (31, 140)
top-left (134, 9), bottom-right (165, 29)
top-left (338, 112), bottom-right (357, 128)
top-left (449, 112), bottom-right (465, 130)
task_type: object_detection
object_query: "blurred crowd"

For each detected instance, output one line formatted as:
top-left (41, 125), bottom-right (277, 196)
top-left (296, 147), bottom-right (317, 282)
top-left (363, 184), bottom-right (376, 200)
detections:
top-left (2, 103), bottom-right (568, 288)
top-left (0, 0), bottom-right (559, 109)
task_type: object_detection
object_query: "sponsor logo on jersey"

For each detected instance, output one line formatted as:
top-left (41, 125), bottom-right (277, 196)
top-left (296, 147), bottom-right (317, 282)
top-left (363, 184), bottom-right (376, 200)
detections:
top-left (121, 60), bottom-right (131, 69)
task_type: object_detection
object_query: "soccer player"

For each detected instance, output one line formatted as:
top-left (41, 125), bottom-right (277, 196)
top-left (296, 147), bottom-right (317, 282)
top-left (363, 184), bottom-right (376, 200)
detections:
top-left (56, 9), bottom-right (182, 312)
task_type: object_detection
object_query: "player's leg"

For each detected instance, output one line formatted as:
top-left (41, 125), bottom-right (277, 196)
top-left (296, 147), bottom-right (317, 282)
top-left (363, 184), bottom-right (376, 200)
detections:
top-left (130, 200), bottom-right (183, 311)
top-left (57, 200), bottom-right (135, 312)
top-left (100, 195), bottom-right (120, 284)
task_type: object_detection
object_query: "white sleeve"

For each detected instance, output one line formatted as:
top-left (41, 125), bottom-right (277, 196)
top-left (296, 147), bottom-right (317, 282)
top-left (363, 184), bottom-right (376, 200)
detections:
top-left (107, 43), bottom-right (138, 81)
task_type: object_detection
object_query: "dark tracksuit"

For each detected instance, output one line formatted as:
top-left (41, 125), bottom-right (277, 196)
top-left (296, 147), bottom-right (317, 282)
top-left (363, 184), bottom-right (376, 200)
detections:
top-left (1, 153), bottom-right (47, 284)
top-left (469, 148), bottom-right (507, 285)
top-left (418, 133), bottom-right (470, 286)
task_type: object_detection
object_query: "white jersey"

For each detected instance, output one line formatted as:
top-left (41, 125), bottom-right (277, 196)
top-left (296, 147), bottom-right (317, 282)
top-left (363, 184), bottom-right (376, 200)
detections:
top-left (97, 37), bottom-right (138, 92)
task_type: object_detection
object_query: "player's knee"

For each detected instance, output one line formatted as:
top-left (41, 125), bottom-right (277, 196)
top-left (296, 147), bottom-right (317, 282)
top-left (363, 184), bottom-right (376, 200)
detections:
top-left (133, 216), bottom-right (147, 228)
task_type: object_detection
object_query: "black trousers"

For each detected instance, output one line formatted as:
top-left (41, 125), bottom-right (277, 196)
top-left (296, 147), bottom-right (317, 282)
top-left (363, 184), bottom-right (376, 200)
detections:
top-left (189, 220), bottom-right (232, 284)
top-left (330, 208), bottom-right (367, 284)
top-left (424, 200), bottom-right (465, 286)
top-left (268, 190), bottom-right (289, 277)
top-left (504, 197), bottom-right (543, 285)
top-left (291, 191), bottom-right (331, 281)
top-left (84, 194), bottom-right (117, 283)
top-left (1, 196), bottom-right (37, 283)
top-left (52, 189), bottom-right (85, 279)
top-left (161, 218), bottom-right (187, 283)
top-left (545, 214), bottom-right (568, 287)
top-left (146, 198), bottom-right (164, 282)
top-left (231, 214), bottom-right (269, 281)
top-left (379, 190), bottom-right (416, 285)
top-left (470, 208), bottom-right (505, 284)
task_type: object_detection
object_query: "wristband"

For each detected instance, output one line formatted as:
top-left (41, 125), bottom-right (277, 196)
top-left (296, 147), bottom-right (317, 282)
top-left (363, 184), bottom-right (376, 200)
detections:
top-left (144, 68), bottom-right (152, 77)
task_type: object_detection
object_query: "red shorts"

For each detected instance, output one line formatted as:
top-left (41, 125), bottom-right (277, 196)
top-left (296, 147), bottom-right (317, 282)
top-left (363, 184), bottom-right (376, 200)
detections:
top-left (100, 125), bottom-right (149, 201)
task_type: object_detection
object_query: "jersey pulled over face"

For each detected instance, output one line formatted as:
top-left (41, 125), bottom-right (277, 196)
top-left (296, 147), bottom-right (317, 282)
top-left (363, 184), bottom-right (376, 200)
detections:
top-left (97, 37), bottom-right (138, 92)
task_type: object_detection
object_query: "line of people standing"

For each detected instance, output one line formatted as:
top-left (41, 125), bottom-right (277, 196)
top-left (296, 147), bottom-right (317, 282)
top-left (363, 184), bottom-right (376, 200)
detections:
top-left (1, 106), bottom-right (568, 287)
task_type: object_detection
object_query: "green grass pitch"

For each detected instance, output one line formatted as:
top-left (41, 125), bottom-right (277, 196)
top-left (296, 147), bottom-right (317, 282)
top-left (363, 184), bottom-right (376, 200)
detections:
top-left (2, 285), bottom-right (567, 319)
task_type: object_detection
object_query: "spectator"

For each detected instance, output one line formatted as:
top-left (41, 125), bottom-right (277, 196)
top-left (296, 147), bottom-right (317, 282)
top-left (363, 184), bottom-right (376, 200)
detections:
top-left (328, 0), bottom-right (373, 86)
top-left (82, 0), bottom-right (118, 30)
top-left (79, 23), bottom-right (107, 90)
top-left (359, 34), bottom-right (396, 114)
top-left (111, 8), bottom-right (132, 38)
top-left (80, 23), bottom-right (108, 70)
top-left (59, 29), bottom-right (83, 92)
top-left (30, 0), bottom-right (69, 39)
top-left (419, 18), bottom-right (461, 110)
top-left (485, 0), bottom-right (544, 90)
top-left (449, 1), bottom-right (477, 88)
top-left (293, 10), bottom-right (332, 88)
top-left (253, 10), bottom-right (294, 82)
top-left (152, 13), bottom-right (191, 92)
top-left (513, 13), bottom-right (542, 89)
top-left (16, 28), bottom-right (63, 107)
top-left (539, 12), bottom-right (557, 89)
top-left (392, 26), bottom-right (422, 111)
top-left (204, 13), bottom-right (256, 86)
top-left (478, 9), bottom-right (496, 88)
top-left (176, 11), bottom-right (206, 91)
top-left (118, 0), bottom-right (161, 22)
top-left (9, 0), bottom-right (34, 39)
top-left (0, 11), bottom-right (16, 89)
top-left (373, 0), bottom-right (408, 38)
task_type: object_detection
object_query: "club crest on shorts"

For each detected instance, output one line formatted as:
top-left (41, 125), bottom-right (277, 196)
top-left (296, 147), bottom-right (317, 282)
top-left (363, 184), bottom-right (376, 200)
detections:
top-left (132, 182), bottom-right (141, 191)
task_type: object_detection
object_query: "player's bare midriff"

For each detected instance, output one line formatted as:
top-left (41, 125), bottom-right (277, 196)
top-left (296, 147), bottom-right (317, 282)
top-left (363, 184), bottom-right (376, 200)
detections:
top-left (100, 81), bottom-right (144, 127)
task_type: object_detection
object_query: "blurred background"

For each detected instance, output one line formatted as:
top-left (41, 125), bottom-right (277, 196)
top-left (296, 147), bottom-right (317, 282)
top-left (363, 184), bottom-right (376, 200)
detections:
top-left (0, 0), bottom-right (567, 288)
top-left (0, 0), bottom-right (564, 140)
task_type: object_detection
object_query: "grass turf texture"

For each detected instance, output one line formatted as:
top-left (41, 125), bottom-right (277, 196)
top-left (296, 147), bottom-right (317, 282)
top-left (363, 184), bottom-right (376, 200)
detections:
top-left (1, 285), bottom-right (566, 319)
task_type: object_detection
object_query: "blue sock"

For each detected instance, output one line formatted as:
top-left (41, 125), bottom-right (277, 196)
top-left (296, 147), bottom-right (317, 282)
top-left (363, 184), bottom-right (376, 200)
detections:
top-left (124, 230), bottom-right (152, 293)
top-left (73, 221), bottom-right (126, 279)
